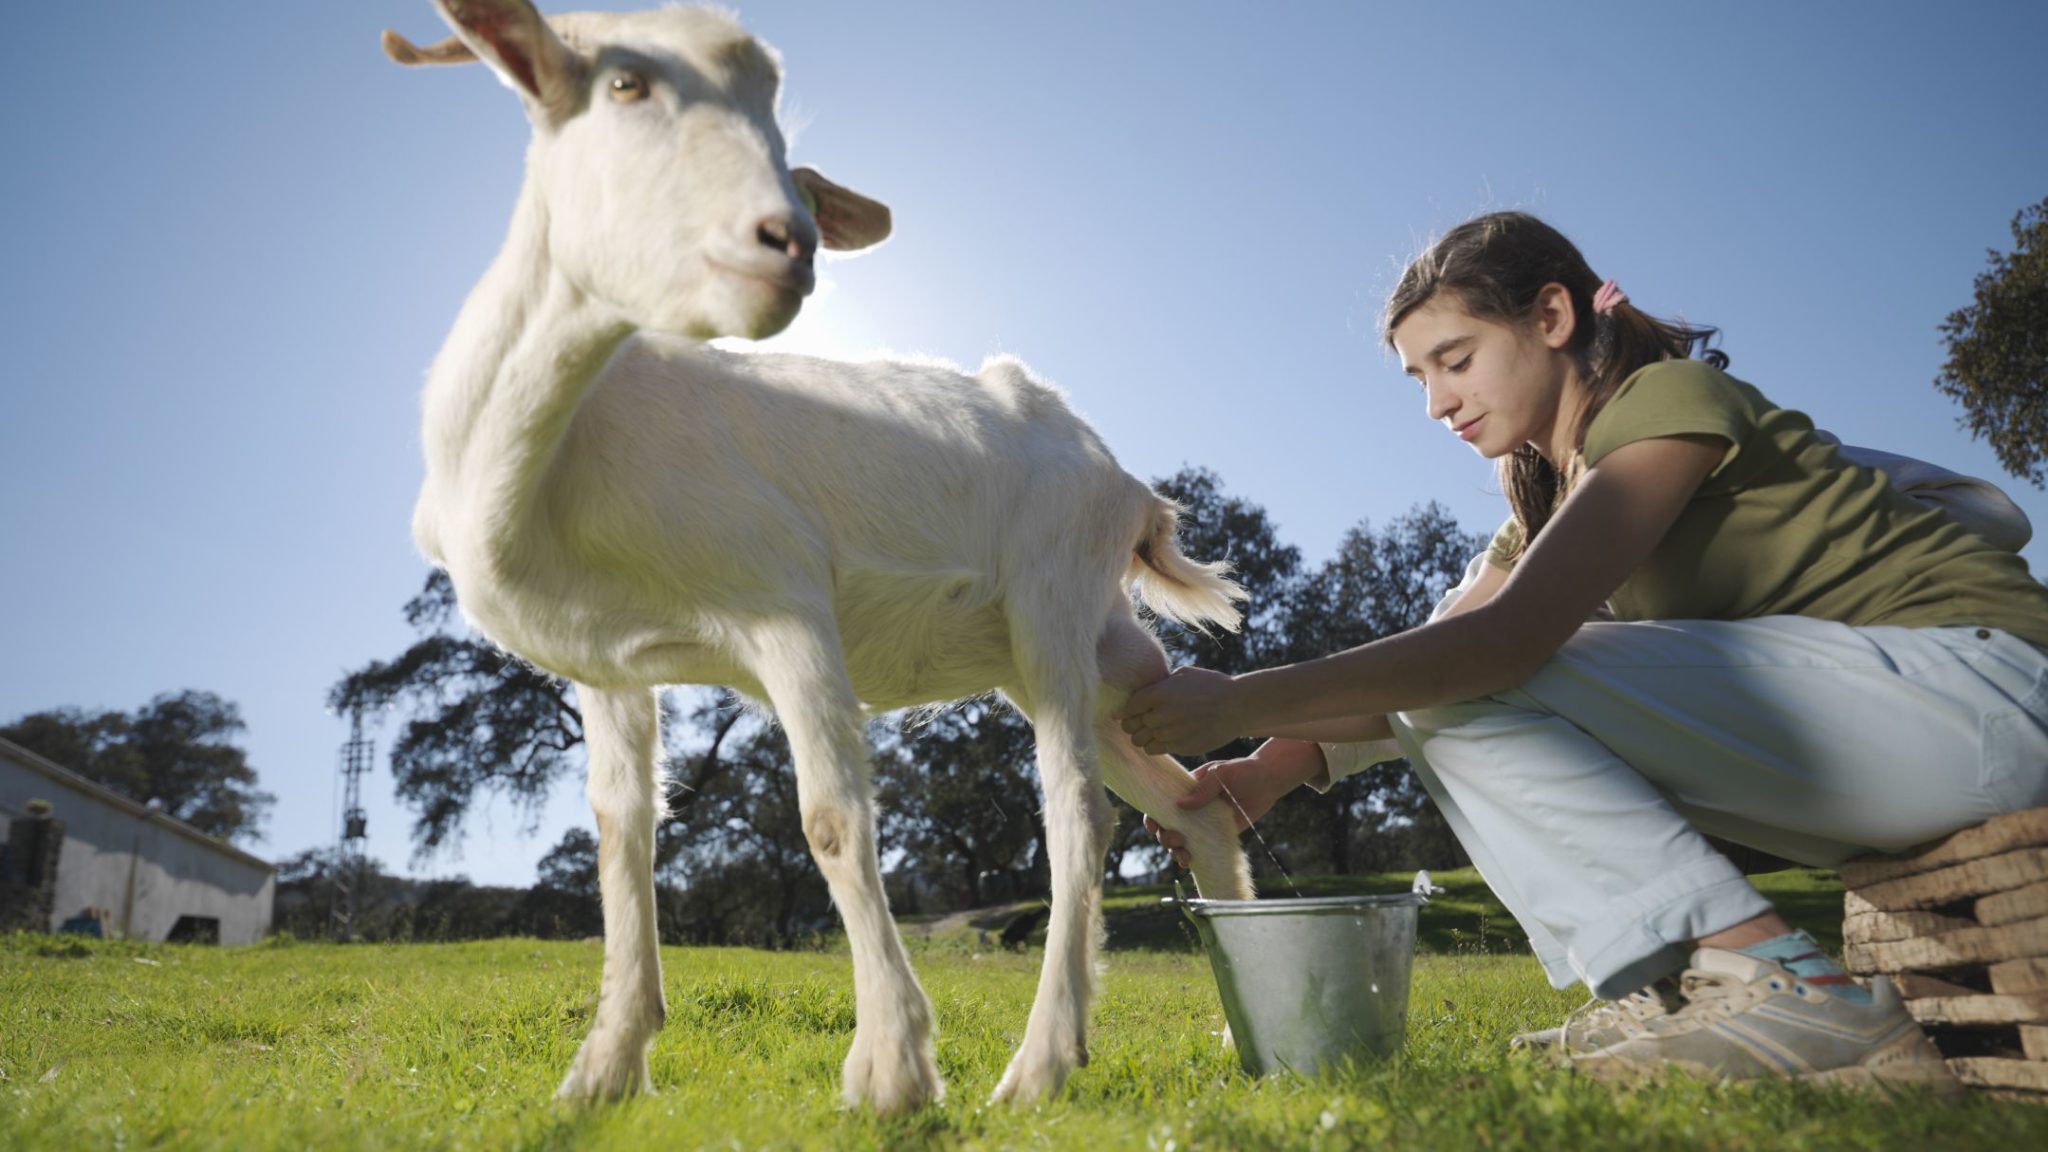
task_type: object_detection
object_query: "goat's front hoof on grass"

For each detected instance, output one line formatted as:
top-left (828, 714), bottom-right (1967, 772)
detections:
top-left (987, 1036), bottom-right (1082, 1107)
top-left (841, 1023), bottom-right (943, 1115)
top-left (557, 1028), bottom-right (653, 1103)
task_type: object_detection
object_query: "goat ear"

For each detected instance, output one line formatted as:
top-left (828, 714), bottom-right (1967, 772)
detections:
top-left (427, 0), bottom-right (586, 124)
top-left (382, 30), bottom-right (479, 67)
top-left (793, 167), bottom-right (893, 252)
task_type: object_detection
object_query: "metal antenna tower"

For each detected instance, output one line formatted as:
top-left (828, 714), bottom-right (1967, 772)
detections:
top-left (328, 708), bottom-right (373, 940)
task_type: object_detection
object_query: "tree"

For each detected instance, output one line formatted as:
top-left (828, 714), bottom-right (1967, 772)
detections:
top-left (1260, 502), bottom-right (1482, 876)
top-left (1936, 196), bottom-right (2048, 486)
top-left (1, 690), bottom-right (274, 845)
top-left (536, 827), bottom-right (600, 898)
top-left (1287, 501), bottom-right (1481, 659)
top-left (332, 570), bottom-right (872, 942)
top-left (329, 570), bottom-right (589, 858)
top-left (1236, 500), bottom-right (1482, 869)
top-left (510, 827), bottom-right (607, 939)
top-left (270, 846), bottom-right (541, 942)
top-left (1111, 467), bottom-right (1307, 880)
top-left (1151, 466), bottom-right (1306, 677)
top-left (270, 846), bottom-right (400, 939)
top-left (876, 701), bottom-right (1043, 908)
top-left (0, 707), bottom-right (133, 786)
top-left (657, 714), bottom-right (835, 946)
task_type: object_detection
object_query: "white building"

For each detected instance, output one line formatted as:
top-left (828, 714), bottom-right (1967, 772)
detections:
top-left (0, 736), bottom-right (275, 944)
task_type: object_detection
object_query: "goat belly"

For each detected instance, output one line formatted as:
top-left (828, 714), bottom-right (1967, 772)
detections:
top-left (622, 637), bottom-right (758, 696)
top-left (835, 566), bottom-right (1016, 710)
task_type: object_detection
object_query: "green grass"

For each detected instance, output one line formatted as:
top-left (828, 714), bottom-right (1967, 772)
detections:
top-left (4, 870), bottom-right (2043, 1150)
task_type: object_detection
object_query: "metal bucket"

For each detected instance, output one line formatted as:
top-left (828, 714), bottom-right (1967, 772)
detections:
top-left (1170, 886), bottom-right (1423, 1077)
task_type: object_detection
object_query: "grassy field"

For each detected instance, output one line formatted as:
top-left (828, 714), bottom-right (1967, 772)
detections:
top-left (4, 869), bottom-right (2043, 1150)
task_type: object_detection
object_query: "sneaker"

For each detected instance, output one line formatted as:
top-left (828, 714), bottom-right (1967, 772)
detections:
top-left (1509, 981), bottom-right (1686, 1057)
top-left (1567, 947), bottom-right (1962, 1094)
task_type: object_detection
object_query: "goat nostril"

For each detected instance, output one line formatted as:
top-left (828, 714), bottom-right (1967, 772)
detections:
top-left (756, 215), bottom-right (811, 262)
top-left (756, 214), bottom-right (817, 264)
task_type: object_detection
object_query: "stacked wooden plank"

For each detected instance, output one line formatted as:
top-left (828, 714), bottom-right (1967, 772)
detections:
top-left (1840, 808), bottom-right (2048, 1102)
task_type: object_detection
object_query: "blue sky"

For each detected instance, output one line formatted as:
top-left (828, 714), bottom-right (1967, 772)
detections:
top-left (3, 1), bottom-right (2044, 888)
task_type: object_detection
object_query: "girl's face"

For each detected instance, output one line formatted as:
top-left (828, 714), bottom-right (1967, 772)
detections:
top-left (1391, 287), bottom-right (1581, 463)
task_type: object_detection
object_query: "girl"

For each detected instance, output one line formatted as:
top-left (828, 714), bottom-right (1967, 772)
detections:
top-left (1120, 211), bottom-right (2048, 1089)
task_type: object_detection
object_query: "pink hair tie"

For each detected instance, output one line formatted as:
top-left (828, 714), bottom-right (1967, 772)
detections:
top-left (1592, 279), bottom-right (1628, 315)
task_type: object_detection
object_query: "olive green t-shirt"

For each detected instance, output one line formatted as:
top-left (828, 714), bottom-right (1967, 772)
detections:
top-left (1485, 359), bottom-right (2048, 648)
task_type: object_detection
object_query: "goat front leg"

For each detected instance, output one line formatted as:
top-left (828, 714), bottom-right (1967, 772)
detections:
top-left (991, 621), bottom-right (1116, 1105)
top-left (741, 614), bottom-right (941, 1115)
top-left (558, 685), bottom-right (667, 1102)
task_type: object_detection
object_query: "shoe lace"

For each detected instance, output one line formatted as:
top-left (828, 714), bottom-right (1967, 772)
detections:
top-left (1553, 986), bottom-right (1675, 1054)
top-left (1553, 996), bottom-right (1601, 1055)
top-left (1678, 968), bottom-right (1745, 1017)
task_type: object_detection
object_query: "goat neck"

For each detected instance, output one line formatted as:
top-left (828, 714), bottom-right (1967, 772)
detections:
top-left (414, 179), bottom-right (633, 575)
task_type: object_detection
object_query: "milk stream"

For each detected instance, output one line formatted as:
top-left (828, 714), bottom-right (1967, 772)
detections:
top-left (1214, 780), bottom-right (1302, 898)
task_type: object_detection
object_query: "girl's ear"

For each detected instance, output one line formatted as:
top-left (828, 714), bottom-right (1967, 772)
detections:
top-left (1534, 282), bottom-right (1579, 350)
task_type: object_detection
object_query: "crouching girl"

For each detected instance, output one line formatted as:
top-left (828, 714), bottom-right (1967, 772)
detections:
top-left (1123, 211), bottom-right (2048, 1089)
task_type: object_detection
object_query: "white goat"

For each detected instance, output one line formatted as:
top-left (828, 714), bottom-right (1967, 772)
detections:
top-left (385, 0), bottom-right (1254, 1112)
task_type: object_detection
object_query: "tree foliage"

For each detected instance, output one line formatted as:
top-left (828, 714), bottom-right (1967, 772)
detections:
top-left (1271, 503), bottom-right (1482, 876)
top-left (1152, 466), bottom-right (1307, 676)
top-left (1, 690), bottom-right (274, 845)
top-left (655, 711), bottom-right (838, 946)
top-left (535, 826), bottom-right (599, 898)
top-left (328, 570), bottom-right (586, 859)
top-left (1936, 196), bottom-right (2048, 486)
top-left (270, 845), bottom-right (601, 942)
top-left (877, 700), bottom-right (1043, 908)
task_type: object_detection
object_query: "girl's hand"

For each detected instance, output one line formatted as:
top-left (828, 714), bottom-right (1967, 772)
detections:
top-left (1145, 740), bottom-right (1325, 867)
top-left (1119, 665), bottom-right (1243, 756)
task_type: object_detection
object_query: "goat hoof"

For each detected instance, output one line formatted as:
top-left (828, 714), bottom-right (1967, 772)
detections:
top-left (557, 1027), bottom-right (652, 1103)
top-left (841, 1023), bottom-right (942, 1115)
top-left (988, 1039), bottom-right (1078, 1106)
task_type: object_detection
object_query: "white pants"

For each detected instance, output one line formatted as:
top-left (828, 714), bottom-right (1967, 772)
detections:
top-left (1387, 617), bottom-right (2048, 998)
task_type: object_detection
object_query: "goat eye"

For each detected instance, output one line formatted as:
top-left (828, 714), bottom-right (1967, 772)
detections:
top-left (608, 71), bottom-right (649, 103)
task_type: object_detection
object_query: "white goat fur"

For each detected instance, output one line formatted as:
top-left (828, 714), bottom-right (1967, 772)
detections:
top-left (389, 0), bottom-right (1254, 1112)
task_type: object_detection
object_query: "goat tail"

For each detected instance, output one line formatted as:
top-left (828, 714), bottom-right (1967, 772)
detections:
top-left (1127, 497), bottom-right (1245, 635)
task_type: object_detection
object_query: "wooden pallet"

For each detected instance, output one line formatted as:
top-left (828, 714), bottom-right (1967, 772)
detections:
top-left (1841, 809), bottom-right (2048, 1102)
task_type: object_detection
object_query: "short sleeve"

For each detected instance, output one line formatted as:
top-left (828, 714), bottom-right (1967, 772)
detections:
top-left (1309, 737), bottom-right (1405, 793)
top-left (1582, 360), bottom-right (1752, 471)
top-left (1485, 518), bottom-right (1522, 571)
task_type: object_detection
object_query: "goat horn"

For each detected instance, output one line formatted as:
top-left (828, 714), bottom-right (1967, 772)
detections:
top-left (381, 29), bottom-right (478, 67)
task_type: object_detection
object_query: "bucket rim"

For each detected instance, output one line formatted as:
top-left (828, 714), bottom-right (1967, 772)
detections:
top-left (1168, 892), bottom-right (1426, 917)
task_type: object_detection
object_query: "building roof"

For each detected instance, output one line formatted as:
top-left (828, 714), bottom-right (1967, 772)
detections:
top-left (0, 735), bottom-right (274, 874)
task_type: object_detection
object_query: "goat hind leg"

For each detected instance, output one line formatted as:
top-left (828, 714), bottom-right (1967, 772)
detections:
top-left (742, 616), bottom-right (941, 1115)
top-left (1094, 609), bottom-right (1253, 901)
top-left (558, 685), bottom-right (667, 1102)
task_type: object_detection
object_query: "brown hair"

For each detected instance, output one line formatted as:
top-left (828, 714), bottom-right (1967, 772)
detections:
top-left (1381, 212), bottom-right (1727, 558)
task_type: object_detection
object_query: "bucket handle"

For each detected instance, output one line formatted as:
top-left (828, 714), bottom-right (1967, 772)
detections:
top-left (1165, 879), bottom-right (1217, 955)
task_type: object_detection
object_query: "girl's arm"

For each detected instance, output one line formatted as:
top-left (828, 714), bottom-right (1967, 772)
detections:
top-left (1122, 433), bottom-right (1728, 755)
top-left (1251, 564), bottom-right (1515, 744)
top-left (1255, 714), bottom-right (1396, 744)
